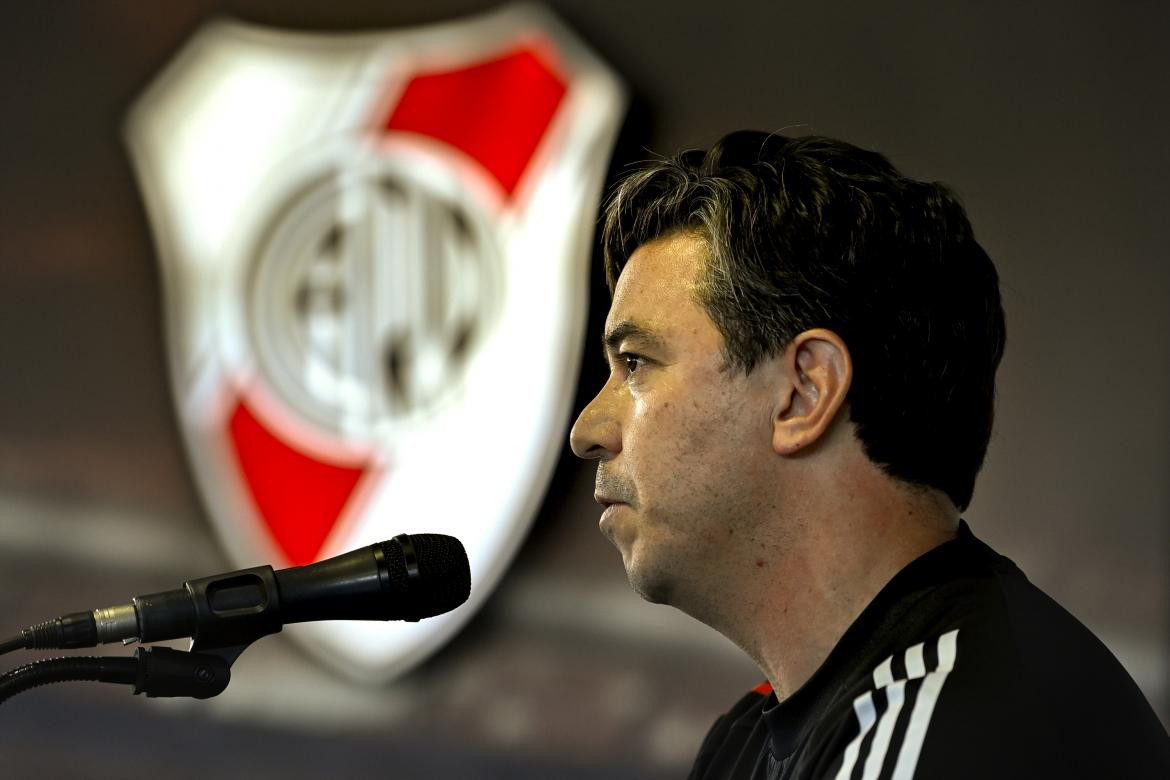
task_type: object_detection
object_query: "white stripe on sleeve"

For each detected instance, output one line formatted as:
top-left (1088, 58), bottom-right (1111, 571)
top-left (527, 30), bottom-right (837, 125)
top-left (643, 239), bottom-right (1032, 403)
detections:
top-left (891, 629), bottom-right (960, 780)
top-left (834, 691), bottom-right (878, 780)
top-left (860, 679), bottom-right (907, 780)
top-left (873, 654), bottom-right (895, 688)
top-left (904, 641), bottom-right (926, 679)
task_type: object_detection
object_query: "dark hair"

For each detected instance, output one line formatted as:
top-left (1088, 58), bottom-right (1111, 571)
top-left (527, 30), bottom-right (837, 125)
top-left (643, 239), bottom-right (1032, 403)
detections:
top-left (602, 131), bottom-right (1006, 511)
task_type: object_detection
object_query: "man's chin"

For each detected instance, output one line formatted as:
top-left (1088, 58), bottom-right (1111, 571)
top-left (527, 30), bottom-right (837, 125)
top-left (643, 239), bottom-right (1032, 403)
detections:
top-left (626, 558), bottom-right (675, 606)
top-left (602, 517), bottom-right (676, 605)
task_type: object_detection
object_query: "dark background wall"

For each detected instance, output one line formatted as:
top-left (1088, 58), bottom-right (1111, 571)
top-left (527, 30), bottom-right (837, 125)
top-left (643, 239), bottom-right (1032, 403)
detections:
top-left (1, 1), bottom-right (1166, 777)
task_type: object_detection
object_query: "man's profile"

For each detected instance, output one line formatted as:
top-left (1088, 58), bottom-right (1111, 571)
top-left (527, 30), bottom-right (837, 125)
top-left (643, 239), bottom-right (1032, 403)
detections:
top-left (570, 132), bottom-right (1169, 778)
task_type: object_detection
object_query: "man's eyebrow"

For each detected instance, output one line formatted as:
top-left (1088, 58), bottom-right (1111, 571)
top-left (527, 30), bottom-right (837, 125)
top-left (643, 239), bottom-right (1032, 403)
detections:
top-left (602, 321), bottom-right (665, 357)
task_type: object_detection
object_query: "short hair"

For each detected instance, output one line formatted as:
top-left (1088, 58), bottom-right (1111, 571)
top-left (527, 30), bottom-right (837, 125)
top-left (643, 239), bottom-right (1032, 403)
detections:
top-left (602, 131), bottom-right (1006, 511)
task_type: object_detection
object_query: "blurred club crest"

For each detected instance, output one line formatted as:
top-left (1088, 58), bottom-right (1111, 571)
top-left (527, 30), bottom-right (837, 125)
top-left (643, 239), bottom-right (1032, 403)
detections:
top-left (125, 4), bottom-right (625, 679)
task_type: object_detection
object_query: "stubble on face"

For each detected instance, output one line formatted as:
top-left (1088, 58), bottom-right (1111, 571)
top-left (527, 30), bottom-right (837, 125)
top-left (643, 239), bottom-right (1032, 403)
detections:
top-left (620, 368), bottom-right (774, 609)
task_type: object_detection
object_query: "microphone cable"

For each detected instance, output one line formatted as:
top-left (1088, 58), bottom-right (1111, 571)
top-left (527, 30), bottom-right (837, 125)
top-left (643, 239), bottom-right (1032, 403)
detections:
top-left (0, 611), bottom-right (101, 657)
top-left (0, 635), bottom-right (29, 656)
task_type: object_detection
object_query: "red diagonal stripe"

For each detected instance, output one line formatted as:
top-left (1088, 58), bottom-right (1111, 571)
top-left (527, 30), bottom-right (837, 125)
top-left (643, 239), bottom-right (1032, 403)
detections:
top-left (227, 398), bottom-right (368, 566)
top-left (383, 46), bottom-right (567, 197)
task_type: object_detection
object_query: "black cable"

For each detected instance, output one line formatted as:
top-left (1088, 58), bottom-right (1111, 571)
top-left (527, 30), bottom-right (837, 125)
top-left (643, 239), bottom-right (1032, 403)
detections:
top-left (1, 614), bottom-right (100, 657)
top-left (0, 635), bottom-right (30, 656)
top-left (0, 656), bottom-right (138, 705)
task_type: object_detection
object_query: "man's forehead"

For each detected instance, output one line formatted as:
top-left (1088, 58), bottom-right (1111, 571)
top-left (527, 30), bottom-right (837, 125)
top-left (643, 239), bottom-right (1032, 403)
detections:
top-left (604, 270), bottom-right (688, 351)
top-left (602, 232), bottom-right (721, 353)
top-left (616, 232), bottom-right (706, 288)
top-left (608, 233), bottom-right (704, 314)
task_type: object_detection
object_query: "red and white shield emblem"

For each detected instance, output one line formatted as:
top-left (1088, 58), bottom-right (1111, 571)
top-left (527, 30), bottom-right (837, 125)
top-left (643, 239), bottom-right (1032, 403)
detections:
top-left (126, 6), bottom-right (625, 678)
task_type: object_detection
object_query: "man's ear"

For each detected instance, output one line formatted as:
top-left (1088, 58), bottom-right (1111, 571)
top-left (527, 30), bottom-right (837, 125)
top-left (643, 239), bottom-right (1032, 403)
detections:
top-left (772, 329), bottom-right (853, 456)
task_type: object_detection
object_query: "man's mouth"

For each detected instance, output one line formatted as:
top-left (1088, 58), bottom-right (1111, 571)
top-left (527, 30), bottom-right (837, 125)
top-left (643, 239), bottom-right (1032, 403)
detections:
top-left (596, 499), bottom-right (626, 541)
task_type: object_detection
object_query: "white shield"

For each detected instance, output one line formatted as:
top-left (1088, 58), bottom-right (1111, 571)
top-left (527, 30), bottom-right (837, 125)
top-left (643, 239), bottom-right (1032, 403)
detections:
top-left (125, 4), bottom-right (625, 679)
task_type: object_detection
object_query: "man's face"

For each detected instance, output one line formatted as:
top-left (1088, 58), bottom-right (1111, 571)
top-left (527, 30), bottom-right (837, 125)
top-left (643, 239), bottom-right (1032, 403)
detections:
top-left (569, 232), bottom-right (778, 610)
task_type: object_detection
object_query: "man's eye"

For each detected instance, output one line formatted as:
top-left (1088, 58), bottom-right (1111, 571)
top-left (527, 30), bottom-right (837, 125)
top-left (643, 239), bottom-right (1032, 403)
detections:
top-left (623, 354), bottom-right (643, 374)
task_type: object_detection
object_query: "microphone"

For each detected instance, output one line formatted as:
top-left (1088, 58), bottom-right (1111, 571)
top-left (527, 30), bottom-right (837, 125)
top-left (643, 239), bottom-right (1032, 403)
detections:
top-left (19, 534), bottom-right (470, 653)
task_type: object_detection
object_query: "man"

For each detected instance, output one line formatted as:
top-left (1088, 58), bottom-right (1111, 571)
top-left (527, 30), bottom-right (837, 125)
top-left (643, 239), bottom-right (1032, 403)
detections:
top-left (569, 132), bottom-right (1169, 778)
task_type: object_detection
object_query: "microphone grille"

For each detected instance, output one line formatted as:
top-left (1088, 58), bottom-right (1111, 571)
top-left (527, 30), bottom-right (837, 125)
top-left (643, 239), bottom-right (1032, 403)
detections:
top-left (380, 534), bottom-right (471, 620)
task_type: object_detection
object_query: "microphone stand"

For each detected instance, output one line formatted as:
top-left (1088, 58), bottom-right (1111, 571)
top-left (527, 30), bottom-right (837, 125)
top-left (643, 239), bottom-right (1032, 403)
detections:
top-left (0, 641), bottom-right (248, 705)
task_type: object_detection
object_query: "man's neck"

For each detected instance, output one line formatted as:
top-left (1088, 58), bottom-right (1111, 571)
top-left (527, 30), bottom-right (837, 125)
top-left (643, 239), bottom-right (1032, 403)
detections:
top-left (703, 464), bottom-right (959, 700)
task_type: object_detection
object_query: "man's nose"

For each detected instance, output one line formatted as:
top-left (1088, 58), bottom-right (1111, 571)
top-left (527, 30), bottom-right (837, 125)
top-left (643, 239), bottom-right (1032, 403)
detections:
top-left (569, 387), bottom-right (621, 460)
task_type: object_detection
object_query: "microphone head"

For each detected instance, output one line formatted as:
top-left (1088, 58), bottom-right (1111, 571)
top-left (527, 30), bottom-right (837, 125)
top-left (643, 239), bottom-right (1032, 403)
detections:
top-left (380, 534), bottom-right (471, 620)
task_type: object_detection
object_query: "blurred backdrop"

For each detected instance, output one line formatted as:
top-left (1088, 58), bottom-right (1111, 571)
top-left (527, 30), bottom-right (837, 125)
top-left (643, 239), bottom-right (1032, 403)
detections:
top-left (1, 1), bottom-right (1167, 777)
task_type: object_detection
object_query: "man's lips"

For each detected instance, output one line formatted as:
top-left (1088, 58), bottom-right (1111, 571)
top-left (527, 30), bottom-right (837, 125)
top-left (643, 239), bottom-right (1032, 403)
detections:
top-left (597, 499), bottom-right (626, 541)
top-left (594, 494), bottom-right (629, 508)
